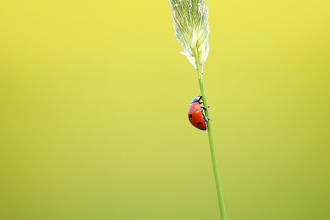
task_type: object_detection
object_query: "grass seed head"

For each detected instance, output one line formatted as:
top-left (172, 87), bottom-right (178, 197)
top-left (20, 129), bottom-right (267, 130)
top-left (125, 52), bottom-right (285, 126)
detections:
top-left (169, 0), bottom-right (210, 72)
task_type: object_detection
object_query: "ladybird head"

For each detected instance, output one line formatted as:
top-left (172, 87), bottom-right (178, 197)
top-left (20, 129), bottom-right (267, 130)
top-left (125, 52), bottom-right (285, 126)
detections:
top-left (191, 95), bottom-right (203, 104)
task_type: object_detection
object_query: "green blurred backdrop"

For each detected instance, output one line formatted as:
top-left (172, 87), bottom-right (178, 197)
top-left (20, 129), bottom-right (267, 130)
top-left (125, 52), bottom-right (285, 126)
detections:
top-left (1, 0), bottom-right (329, 219)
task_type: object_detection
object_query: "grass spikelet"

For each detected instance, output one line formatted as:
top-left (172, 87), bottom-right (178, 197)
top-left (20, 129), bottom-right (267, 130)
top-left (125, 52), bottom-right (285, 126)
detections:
top-left (169, 0), bottom-right (210, 72)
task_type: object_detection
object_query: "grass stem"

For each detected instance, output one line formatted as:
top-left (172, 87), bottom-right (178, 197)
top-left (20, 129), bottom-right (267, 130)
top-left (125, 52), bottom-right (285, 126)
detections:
top-left (193, 48), bottom-right (227, 220)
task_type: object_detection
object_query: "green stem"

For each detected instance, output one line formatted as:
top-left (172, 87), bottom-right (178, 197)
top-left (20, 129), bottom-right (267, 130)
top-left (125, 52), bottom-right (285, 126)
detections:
top-left (193, 48), bottom-right (227, 220)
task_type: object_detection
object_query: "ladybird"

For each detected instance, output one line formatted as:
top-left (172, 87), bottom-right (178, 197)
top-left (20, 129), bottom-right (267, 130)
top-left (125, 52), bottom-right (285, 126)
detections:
top-left (188, 95), bottom-right (210, 130)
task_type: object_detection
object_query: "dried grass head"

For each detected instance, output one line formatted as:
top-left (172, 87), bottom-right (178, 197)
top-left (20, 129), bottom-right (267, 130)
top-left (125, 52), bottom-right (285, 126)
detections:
top-left (169, 0), bottom-right (210, 72)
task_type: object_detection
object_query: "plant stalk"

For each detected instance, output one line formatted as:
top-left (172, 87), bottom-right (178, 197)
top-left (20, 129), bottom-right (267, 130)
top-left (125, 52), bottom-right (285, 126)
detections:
top-left (193, 48), bottom-right (227, 220)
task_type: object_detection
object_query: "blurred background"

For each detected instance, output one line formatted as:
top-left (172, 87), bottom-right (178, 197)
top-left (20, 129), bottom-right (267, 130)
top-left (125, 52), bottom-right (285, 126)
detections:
top-left (1, 0), bottom-right (329, 219)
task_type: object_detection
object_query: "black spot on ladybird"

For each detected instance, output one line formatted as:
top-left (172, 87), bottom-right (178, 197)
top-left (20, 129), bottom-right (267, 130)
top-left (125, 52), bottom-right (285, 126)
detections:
top-left (189, 114), bottom-right (193, 118)
top-left (198, 122), bottom-right (202, 125)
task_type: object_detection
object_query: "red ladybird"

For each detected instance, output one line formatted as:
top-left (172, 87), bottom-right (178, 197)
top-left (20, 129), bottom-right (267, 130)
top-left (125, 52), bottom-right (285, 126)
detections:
top-left (188, 95), bottom-right (210, 130)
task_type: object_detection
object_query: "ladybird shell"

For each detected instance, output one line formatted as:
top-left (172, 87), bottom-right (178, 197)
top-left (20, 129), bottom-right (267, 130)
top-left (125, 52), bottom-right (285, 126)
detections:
top-left (188, 102), bottom-right (207, 130)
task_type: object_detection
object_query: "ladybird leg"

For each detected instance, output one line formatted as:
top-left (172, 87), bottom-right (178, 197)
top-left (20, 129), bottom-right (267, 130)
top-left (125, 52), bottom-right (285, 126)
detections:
top-left (201, 105), bottom-right (211, 110)
top-left (201, 106), bottom-right (208, 111)
top-left (203, 114), bottom-right (212, 121)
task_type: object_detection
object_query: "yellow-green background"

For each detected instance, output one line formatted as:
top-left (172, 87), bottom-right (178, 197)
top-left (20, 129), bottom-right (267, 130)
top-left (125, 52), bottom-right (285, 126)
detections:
top-left (1, 0), bottom-right (329, 219)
